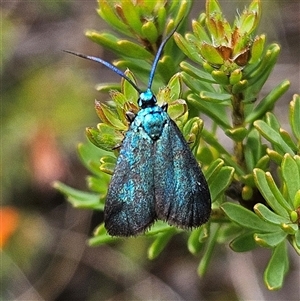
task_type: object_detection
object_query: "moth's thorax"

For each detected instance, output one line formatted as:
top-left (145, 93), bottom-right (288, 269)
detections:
top-left (133, 105), bottom-right (168, 141)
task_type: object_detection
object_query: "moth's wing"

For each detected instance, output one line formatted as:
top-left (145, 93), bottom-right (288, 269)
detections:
top-left (154, 119), bottom-right (211, 228)
top-left (104, 128), bottom-right (156, 236)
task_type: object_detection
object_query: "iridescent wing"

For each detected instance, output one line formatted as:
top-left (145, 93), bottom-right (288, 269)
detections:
top-left (154, 118), bottom-right (211, 228)
top-left (104, 125), bottom-right (156, 236)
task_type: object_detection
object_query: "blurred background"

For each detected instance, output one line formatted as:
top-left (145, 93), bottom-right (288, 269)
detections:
top-left (1, 1), bottom-right (299, 300)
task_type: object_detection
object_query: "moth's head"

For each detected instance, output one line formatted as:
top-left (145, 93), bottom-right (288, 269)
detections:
top-left (138, 88), bottom-right (157, 108)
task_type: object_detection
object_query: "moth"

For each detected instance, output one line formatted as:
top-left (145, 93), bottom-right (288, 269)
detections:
top-left (65, 23), bottom-right (211, 236)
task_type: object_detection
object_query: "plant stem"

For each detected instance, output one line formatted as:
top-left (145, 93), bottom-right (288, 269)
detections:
top-left (231, 92), bottom-right (245, 167)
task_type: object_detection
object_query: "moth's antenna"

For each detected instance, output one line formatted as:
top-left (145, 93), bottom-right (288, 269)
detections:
top-left (147, 20), bottom-right (182, 90)
top-left (63, 50), bottom-right (142, 94)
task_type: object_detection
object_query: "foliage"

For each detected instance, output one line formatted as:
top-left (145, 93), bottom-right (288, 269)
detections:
top-left (54, 0), bottom-right (299, 290)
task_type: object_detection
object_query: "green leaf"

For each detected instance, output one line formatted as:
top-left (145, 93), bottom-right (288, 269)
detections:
top-left (167, 73), bottom-right (183, 100)
top-left (232, 80), bottom-right (248, 94)
top-left (99, 155), bottom-right (116, 175)
top-left (121, 70), bottom-right (139, 102)
top-left (265, 171), bottom-right (293, 212)
top-left (77, 141), bottom-right (110, 177)
top-left (289, 234), bottom-right (300, 255)
top-left (211, 70), bottom-right (229, 85)
top-left (192, 20), bottom-right (210, 43)
top-left (156, 5), bottom-right (167, 35)
top-left (96, 83), bottom-right (121, 93)
top-left (200, 91), bottom-right (231, 104)
top-left (181, 72), bottom-right (215, 95)
top-left (294, 190), bottom-right (300, 209)
top-left (253, 169), bottom-right (291, 217)
top-left (264, 241), bottom-right (289, 290)
top-left (167, 99), bottom-right (187, 122)
top-left (201, 130), bottom-right (230, 156)
top-left (110, 92), bottom-right (128, 121)
top-left (120, 0), bottom-right (144, 36)
top-left (295, 230), bottom-right (300, 249)
top-left (254, 203), bottom-right (291, 225)
top-left (244, 44), bottom-right (280, 97)
top-left (225, 127), bottom-right (248, 142)
top-left (254, 231), bottom-right (287, 248)
top-left (200, 43), bottom-right (224, 65)
top-left (254, 120), bottom-right (294, 155)
top-left (173, 32), bottom-right (203, 63)
top-left (114, 59), bottom-right (152, 86)
top-left (188, 94), bottom-right (231, 129)
top-left (221, 202), bottom-right (280, 232)
top-left (217, 223), bottom-right (243, 243)
top-left (89, 224), bottom-right (118, 245)
top-left (97, 103), bottom-right (127, 130)
top-left (222, 154), bottom-right (245, 177)
top-left (206, 0), bottom-right (222, 15)
top-left (230, 231), bottom-right (258, 252)
top-left (249, 34), bottom-right (265, 64)
top-left (86, 176), bottom-right (107, 195)
top-left (245, 43), bottom-right (280, 83)
top-left (229, 68), bottom-right (242, 85)
top-left (279, 129), bottom-right (297, 151)
top-left (295, 155), bottom-right (300, 171)
top-left (280, 223), bottom-right (298, 235)
top-left (290, 94), bottom-right (300, 140)
top-left (239, 9), bottom-right (258, 35)
top-left (245, 80), bottom-right (290, 123)
top-left (210, 167), bottom-right (235, 201)
top-left (86, 31), bottom-right (153, 60)
top-left (53, 181), bottom-right (103, 210)
top-left (244, 128), bottom-right (263, 171)
top-left (281, 154), bottom-right (300, 205)
top-left (204, 158), bottom-right (225, 181)
top-left (182, 117), bottom-right (203, 149)
top-left (248, 0), bottom-right (262, 22)
top-left (180, 61), bottom-right (215, 83)
top-left (172, 0), bottom-right (190, 25)
top-left (241, 173), bottom-right (255, 187)
top-left (86, 31), bottom-right (120, 52)
top-left (266, 149), bottom-right (283, 165)
top-left (86, 125), bottom-right (123, 151)
top-left (97, 0), bottom-right (131, 37)
top-left (197, 223), bottom-right (220, 276)
top-left (147, 229), bottom-right (176, 260)
top-left (265, 112), bottom-right (280, 131)
top-left (187, 226), bottom-right (209, 254)
top-left (145, 221), bottom-right (175, 235)
top-left (198, 145), bottom-right (214, 166)
top-left (156, 54), bottom-right (180, 85)
top-left (117, 40), bottom-right (153, 59)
